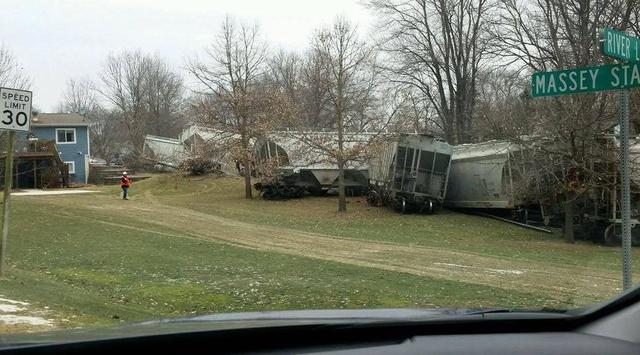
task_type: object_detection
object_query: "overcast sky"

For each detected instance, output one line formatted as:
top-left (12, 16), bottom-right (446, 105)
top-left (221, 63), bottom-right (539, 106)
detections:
top-left (2, 0), bottom-right (374, 111)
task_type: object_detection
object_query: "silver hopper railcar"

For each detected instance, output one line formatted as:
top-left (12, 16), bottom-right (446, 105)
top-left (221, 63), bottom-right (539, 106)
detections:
top-left (368, 134), bottom-right (453, 213)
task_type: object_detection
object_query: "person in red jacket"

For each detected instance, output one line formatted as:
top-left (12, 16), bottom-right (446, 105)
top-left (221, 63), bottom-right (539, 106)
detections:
top-left (120, 171), bottom-right (132, 200)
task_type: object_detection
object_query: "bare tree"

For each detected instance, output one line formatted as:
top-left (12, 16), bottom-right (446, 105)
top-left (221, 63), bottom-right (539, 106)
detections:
top-left (145, 56), bottom-right (186, 137)
top-left (99, 50), bottom-right (184, 160)
top-left (268, 49), bottom-right (302, 107)
top-left (472, 69), bottom-right (533, 141)
top-left (0, 46), bottom-right (30, 90)
top-left (187, 16), bottom-right (272, 199)
top-left (369, 0), bottom-right (493, 144)
top-left (300, 48), bottom-right (334, 129)
top-left (57, 78), bottom-right (99, 114)
top-left (89, 109), bottom-right (123, 164)
top-left (57, 78), bottom-right (123, 164)
top-left (387, 88), bottom-right (436, 134)
top-left (298, 17), bottom-right (385, 213)
top-left (0, 46), bottom-right (30, 149)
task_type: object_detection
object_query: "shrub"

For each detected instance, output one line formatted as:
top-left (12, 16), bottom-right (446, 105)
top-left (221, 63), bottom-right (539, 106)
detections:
top-left (179, 157), bottom-right (221, 176)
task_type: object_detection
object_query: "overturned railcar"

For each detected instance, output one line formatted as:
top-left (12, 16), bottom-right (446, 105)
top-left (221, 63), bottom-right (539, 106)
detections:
top-left (253, 134), bottom-right (370, 200)
top-left (445, 139), bottom-right (640, 245)
top-left (444, 141), bottom-right (537, 210)
top-left (368, 134), bottom-right (453, 213)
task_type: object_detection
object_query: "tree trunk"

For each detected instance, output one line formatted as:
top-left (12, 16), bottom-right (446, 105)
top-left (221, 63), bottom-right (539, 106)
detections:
top-left (337, 160), bottom-right (347, 213)
top-left (243, 155), bottom-right (252, 199)
top-left (564, 198), bottom-right (575, 243)
top-left (241, 131), bottom-right (252, 200)
top-left (336, 78), bottom-right (346, 213)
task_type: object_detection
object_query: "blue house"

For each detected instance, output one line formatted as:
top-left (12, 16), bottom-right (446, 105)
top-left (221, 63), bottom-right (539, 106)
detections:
top-left (28, 113), bottom-right (91, 184)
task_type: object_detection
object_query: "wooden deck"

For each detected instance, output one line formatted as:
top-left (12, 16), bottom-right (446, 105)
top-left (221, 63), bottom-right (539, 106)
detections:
top-left (0, 140), bottom-right (69, 188)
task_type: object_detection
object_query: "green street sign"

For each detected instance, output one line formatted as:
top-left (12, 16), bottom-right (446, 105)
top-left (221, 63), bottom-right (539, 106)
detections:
top-left (531, 62), bottom-right (640, 97)
top-left (603, 28), bottom-right (640, 62)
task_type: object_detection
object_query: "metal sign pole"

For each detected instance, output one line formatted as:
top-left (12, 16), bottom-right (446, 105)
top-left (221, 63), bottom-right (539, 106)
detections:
top-left (534, 28), bottom-right (637, 290)
top-left (0, 131), bottom-right (15, 277)
top-left (620, 89), bottom-right (633, 290)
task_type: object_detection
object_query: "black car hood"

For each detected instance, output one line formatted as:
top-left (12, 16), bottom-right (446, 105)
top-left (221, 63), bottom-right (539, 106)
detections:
top-left (0, 308), bottom-right (567, 347)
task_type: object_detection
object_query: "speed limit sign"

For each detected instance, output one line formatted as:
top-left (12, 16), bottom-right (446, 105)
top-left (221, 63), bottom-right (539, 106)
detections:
top-left (0, 87), bottom-right (32, 132)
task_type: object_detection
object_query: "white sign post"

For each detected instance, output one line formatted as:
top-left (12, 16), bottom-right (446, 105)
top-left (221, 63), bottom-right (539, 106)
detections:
top-left (0, 87), bottom-right (32, 276)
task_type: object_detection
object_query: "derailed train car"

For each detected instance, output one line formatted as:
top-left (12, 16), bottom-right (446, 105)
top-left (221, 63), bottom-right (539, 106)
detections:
top-left (253, 132), bottom-right (370, 199)
top-left (445, 140), bottom-right (573, 228)
top-left (368, 134), bottom-right (453, 213)
top-left (445, 138), bottom-right (640, 244)
top-left (445, 141), bottom-right (537, 210)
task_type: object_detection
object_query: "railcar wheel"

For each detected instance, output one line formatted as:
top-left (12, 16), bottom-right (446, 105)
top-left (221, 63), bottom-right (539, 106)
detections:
top-left (367, 190), bottom-right (380, 206)
top-left (604, 224), bottom-right (617, 246)
top-left (275, 186), bottom-right (287, 200)
top-left (392, 197), bottom-right (402, 212)
top-left (262, 188), bottom-right (276, 200)
top-left (286, 187), bottom-right (297, 199)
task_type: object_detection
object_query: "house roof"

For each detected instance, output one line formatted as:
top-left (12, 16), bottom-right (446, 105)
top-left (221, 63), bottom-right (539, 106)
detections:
top-left (31, 113), bottom-right (90, 127)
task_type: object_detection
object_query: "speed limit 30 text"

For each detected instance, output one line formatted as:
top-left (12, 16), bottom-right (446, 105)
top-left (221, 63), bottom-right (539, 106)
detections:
top-left (1, 92), bottom-right (30, 110)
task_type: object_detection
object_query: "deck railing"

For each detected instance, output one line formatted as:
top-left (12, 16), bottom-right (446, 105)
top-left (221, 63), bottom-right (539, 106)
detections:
top-left (13, 140), bottom-right (58, 154)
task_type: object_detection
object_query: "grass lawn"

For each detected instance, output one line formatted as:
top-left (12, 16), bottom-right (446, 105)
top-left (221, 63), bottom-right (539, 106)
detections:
top-left (0, 174), bottom-right (635, 331)
top-left (141, 175), bottom-right (638, 273)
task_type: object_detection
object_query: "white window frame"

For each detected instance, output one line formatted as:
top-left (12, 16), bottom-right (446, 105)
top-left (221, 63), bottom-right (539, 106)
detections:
top-left (56, 128), bottom-right (77, 144)
top-left (64, 161), bottom-right (75, 174)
